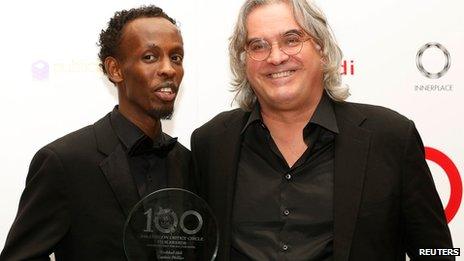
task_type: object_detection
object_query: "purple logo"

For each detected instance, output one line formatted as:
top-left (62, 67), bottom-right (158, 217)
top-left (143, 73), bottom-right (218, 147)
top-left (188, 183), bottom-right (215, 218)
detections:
top-left (31, 60), bottom-right (49, 80)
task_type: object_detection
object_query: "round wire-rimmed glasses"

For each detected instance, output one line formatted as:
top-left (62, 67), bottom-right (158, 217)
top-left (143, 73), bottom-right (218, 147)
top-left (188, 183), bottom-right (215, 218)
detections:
top-left (245, 34), bottom-right (312, 61)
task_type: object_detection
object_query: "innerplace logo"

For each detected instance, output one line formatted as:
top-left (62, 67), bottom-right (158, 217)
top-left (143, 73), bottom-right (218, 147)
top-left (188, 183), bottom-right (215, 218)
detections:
top-left (416, 42), bottom-right (451, 79)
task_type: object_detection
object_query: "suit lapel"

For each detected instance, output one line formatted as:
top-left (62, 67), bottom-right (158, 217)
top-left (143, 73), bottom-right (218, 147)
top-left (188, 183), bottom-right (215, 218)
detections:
top-left (166, 149), bottom-right (185, 189)
top-left (93, 114), bottom-right (141, 218)
top-left (214, 111), bottom-right (249, 260)
top-left (333, 103), bottom-right (371, 261)
top-left (92, 114), bottom-right (148, 258)
top-left (99, 145), bottom-right (141, 217)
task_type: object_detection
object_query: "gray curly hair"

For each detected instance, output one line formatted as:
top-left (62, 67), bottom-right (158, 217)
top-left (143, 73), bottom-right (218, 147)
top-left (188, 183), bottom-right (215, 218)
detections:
top-left (229, 0), bottom-right (350, 111)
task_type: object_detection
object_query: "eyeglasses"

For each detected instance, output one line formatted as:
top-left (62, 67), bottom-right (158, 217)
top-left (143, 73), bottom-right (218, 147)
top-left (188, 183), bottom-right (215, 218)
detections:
top-left (245, 34), bottom-right (311, 61)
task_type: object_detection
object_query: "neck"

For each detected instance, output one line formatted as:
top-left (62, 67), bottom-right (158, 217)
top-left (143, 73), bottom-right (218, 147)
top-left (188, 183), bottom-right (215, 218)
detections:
top-left (118, 104), bottom-right (161, 140)
top-left (258, 92), bottom-right (323, 168)
top-left (260, 92), bottom-right (323, 133)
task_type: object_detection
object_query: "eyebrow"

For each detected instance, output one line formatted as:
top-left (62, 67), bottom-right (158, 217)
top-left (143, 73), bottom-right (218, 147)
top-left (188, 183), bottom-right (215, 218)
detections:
top-left (247, 28), bottom-right (305, 44)
top-left (283, 29), bottom-right (304, 36)
top-left (145, 43), bottom-right (184, 53)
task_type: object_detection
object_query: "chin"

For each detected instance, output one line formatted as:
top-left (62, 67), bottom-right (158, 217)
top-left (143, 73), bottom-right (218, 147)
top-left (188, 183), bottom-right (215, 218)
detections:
top-left (272, 91), bottom-right (300, 103)
top-left (148, 106), bottom-right (174, 120)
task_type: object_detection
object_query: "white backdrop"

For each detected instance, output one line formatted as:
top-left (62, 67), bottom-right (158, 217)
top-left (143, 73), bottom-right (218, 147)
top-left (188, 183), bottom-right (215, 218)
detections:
top-left (0, 0), bottom-right (462, 258)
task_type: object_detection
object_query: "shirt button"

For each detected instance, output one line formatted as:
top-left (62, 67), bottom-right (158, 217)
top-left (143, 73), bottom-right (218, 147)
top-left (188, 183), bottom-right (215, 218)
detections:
top-left (283, 209), bottom-right (290, 216)
top-left (285, 174), bottom-right (292, 180)
top-left (282, 244), bottom-right (289, 251)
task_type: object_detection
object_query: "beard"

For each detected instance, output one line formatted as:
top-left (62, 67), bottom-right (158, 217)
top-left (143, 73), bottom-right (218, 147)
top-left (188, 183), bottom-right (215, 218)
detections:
top-left (147, 81), bottom-right (178, 120)
top-left (148, 104), bottom-right (174, 120)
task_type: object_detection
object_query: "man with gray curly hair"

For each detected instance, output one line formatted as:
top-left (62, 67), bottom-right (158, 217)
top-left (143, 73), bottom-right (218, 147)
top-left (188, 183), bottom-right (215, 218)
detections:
top-left (191, 0), bottom-right (453, 260)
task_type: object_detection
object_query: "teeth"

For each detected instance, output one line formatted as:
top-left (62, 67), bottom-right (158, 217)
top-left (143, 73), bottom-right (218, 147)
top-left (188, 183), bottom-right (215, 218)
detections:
top-left (269, 70), bottom-right (294, 79)
top-left (158, 87), bottom-right (173, 93)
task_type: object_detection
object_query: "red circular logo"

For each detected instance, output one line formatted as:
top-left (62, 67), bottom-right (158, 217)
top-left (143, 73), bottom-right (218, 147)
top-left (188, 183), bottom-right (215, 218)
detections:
top-left (425, 147), bottom-right (462, 223)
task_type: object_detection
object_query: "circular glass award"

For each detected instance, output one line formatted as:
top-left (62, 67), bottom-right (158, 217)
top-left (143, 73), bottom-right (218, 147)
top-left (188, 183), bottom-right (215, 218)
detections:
top-left (123, 188), bottom-right (218, 261)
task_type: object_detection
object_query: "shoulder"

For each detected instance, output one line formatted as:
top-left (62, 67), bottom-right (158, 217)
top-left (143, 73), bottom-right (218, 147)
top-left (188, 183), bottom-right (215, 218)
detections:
top-left (165, 133), bottom-right (191, 159)
top-left (43, 125), bottom-right (95, 155)
top-left (351, 102), bottom-right (410, 122)
top-left (192, 108), bottom-right (247, 137)
top-left (173, 141), bottom-right (190, 155)
top-left (337, 101), bottom-right (413, 133)
top-left (197, 108), bottom-right (247, 130)
top-left (336, 101), bottom-right (419, 155)
top-left (24, 124), bottom-right (97, 184)
top-left (39, 114), bottom-right (112, 161)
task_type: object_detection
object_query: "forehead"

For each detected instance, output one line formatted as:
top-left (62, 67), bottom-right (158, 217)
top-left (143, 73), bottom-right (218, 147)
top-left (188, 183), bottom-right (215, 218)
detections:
top-left (120, 17), bottom-right (183, 48)
top-left (246, 2), bottom-right (301, 39)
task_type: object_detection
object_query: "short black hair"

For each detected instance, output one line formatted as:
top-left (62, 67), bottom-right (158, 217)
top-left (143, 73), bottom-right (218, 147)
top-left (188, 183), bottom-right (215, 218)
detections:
top-left (98, 5), bottom-right (177, 75)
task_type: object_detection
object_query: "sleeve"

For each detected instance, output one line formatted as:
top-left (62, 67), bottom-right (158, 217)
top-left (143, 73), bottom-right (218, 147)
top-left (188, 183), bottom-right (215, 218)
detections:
top-left (0, 147), bottom-right (71, 261)
top-left (401, 121), bottom-right (454, 260)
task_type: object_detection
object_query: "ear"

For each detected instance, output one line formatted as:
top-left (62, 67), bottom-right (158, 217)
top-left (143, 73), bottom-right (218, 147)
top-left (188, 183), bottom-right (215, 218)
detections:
top-left (310, 38), bottom-right (323, 54)
top-left (104, 56), bottom-right (123, 83)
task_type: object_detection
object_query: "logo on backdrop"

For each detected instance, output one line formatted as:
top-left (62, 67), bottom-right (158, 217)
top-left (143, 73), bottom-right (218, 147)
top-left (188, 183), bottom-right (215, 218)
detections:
top-left (340, 60), bottom-right (355, 76)
top-left (414, 42), bottom-right (453, 92)
top-left (31, 59), bottom-right (99, 81)
top-left (425, 147), bottom-right (462, 223)
top-left (31, 60), bottom-right (49, 81)
top-left (416, 42), bottom-right (451, 79)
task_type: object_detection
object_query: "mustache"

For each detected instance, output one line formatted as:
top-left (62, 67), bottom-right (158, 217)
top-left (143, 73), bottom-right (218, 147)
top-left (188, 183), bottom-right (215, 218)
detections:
top-left (154, 81), bottom-right (179, 92)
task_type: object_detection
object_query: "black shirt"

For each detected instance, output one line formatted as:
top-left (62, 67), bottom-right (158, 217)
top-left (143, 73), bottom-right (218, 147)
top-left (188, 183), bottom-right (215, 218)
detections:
top-left (232, 94), bottom-right (338, 261)
top-left (110, 106), bottom-right (178, 198)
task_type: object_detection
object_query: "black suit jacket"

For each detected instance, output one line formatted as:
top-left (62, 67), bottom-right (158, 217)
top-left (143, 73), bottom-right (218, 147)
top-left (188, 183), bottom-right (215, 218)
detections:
top-left (191, 101), bottom-right (453, 261)
top-left (1, 112), bottom-right (191, 261)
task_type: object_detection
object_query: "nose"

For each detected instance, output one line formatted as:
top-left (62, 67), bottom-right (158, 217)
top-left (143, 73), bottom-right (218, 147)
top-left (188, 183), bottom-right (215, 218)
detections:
top-left (157, 57), bottom-right (176, 78)
top-left (266, 42), bottom-right (289, 65)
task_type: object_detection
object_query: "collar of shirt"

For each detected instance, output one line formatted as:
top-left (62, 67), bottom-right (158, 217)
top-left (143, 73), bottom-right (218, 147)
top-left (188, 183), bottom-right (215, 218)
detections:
top-left (241, 92), bottom-right (339, 136)
top-left (109, 106), bottom-right (177, 156)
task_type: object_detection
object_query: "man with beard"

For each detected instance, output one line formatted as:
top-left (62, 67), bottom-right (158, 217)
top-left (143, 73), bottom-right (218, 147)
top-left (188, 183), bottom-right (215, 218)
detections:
top-left (1, 6), bottom-right (190, 260)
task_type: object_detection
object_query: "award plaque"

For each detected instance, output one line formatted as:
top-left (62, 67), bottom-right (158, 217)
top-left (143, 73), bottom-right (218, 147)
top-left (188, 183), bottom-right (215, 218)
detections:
top-left (123, 188), bottom-right (218, 260)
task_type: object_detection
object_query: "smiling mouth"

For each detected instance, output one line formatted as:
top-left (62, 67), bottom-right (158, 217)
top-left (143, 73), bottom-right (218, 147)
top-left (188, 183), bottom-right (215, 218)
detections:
top-left (267, 70), bottom-right (296, 79)
top-left (153, 85), bottom-right (177, 102)
top-left (155, 87), bottom-right (175, 94)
